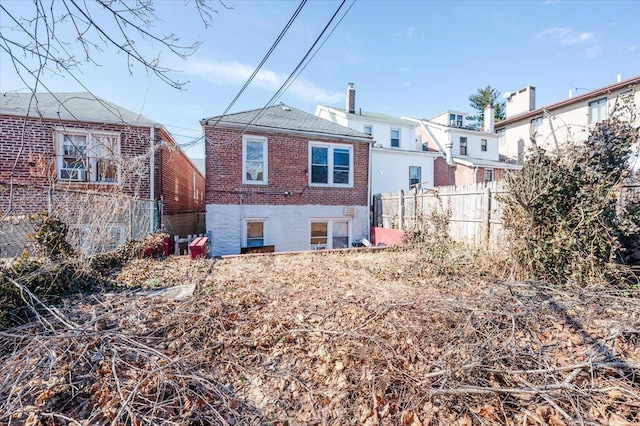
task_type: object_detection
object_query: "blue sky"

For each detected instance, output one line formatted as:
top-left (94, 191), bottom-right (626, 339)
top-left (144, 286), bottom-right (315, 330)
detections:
top-left (1, 0), bottom-right (638, 159)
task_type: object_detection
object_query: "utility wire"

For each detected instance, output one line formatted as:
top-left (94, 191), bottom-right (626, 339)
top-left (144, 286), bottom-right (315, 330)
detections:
top-left (214, 0), bottom-right (351, 145)
top-left (205, 0), bottom-right (308, 131)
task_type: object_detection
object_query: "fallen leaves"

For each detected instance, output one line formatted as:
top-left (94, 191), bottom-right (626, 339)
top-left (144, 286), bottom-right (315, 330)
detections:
top-left (1, 249), bottom-right (639, 424)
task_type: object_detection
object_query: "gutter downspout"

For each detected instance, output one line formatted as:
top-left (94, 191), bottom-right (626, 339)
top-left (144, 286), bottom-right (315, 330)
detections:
top-left (150, 126), bottom-right (156, 233)
top-left (367, 139), bottom-right (373, 242)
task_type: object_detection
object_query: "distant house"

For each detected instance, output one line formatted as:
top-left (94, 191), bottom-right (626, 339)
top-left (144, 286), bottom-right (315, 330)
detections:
top-left (201, 103), bottom-right (372, 256)
top-left (0, 92), bottom-right (204, 250)
top-left (316, 84), bottom-right (440, 195)
top-left (496, 75), bottom-right (640, 164)
top-left (404, 108), bottom-right (520, 186)
top-left (317, 84), bottom-right (517, 191)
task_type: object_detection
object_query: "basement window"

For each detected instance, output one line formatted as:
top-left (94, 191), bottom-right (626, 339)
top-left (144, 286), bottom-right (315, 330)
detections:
top-left (310, 219), bottom-right (350, 250)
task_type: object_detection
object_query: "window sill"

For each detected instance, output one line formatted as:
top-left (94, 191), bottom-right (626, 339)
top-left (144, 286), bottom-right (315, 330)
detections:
top-left (309, 183), bottom-right (354, 189)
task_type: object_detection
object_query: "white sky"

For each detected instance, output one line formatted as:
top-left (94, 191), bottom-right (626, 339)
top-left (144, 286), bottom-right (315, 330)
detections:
top-left (1, 0), bottom-right (638, 159)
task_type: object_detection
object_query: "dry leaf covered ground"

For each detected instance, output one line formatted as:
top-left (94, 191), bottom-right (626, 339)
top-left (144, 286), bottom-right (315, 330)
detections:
top-left (1, 248), bottom-right (639, 425)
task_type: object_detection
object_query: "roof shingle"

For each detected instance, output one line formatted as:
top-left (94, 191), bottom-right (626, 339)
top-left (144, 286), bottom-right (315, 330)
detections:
top-left (201, 104), bottom-right (372, 141)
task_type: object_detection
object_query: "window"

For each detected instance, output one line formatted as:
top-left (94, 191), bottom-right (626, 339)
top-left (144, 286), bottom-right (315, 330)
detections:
top-left (245, 220), bottom-right (265, 247)
top-left (56, 129), bottom-right (120, 183)
top-left (193, 172), bottom-right (197, 200)
top-left (459, 137), bottom-right (468, 156)
top-left (363, 125), bottom-right (373, 136)
top-left (390, 129), bottom-right (400, 147)
top-left (243, 136), bottom-right (267, 184)
top-left (484, 169), bottom-right (494, 183)
top-left (589, 97), bottom-right (607, 124)
top-left (530, 116), bottom-right (543, 137)
top-left (449, 113), bottom-right (463, 127)
top-left (310, 220), bottom-right (350, 250)
top-left (409, 166), bottom-right (421, 188)
top-left (309, 143), bottom-right (353, 186)
top-left (481, 139), bottom-right (487, 152)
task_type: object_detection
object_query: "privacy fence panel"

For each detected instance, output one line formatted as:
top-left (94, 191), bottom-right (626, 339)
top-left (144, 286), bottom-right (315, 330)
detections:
top-left (373, 182), bottom-right (506, 247)
top-left (374, 182), bottom-right (638, 248)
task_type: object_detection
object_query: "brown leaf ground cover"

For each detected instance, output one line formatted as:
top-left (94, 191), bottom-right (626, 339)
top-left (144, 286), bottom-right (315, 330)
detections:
top-left (1, 248), bottom-right (639, 425)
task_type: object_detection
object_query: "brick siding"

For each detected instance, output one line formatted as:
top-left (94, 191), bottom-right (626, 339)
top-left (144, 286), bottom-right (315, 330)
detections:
top-left (204, 127), bottom-right (369, 206)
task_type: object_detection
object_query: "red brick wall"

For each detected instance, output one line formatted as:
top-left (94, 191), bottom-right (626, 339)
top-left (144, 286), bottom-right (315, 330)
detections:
top-left (204, 127), bottom-right (370, 206)
top-left (155, 128), bottom-right (205, 215)
top-left (0, 115), bottom-right (152, 201)
top-left (434, 157), bottom-right (509, 187)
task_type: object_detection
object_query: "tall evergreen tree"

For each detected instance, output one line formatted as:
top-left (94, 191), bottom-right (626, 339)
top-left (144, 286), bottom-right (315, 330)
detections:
top-left (467, 85), bottom-right (506, 128)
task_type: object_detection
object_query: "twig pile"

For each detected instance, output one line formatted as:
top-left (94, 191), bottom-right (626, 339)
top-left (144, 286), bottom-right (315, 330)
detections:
top-left (1, 249), bottom-right (639, 425)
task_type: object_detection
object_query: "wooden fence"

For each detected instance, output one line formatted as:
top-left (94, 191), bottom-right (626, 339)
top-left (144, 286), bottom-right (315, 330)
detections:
top-left (372, 182), bottom-right (508, 247)
top-left (373, 182), bottom-right (640, 248)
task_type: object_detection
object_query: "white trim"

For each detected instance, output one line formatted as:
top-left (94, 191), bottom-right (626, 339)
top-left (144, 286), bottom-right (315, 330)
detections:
top-left (390, 128), bottom-right (400, 148)
top-left (309, 218), bottom-right (352, 250)
top-left (55, 128), bottom-right (121, 184)
top-left (242, 135), bottom-right (268, 185)
top-left (308, 142), bottom-right (354, 188)
top-left (243, 218), bottom-right (267, 247)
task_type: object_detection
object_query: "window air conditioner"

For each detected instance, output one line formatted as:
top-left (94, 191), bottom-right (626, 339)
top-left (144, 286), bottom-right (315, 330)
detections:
top-left (311, 244), bottom-right (327, 251)
top-left (60, 168), bottom-right (86, 181)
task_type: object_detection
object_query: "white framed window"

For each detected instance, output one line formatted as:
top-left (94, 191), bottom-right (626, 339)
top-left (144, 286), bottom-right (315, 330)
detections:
top-left (309, 143), bottom-right (353, 187)
top-left (363, 125), bottom-right (373, 136)
top-left (484, 169), bottom-right (494, 183)
top-left (56, 129), bottom-right (120, 183)
top-left (449, 113), bottom-right (463, 127)
top-left (193, 172), bottom-right (197, 200)
top-left (481, 139), bottom-right (487, 152)
top-left (244, 219), bottom-right (265, 248)
top-left (243, 135), bottom-right (268, 184)
top-left (530, 116), bottom-right (543, 137)
top-left (589, 97), bottom-right (607, 124)
top-left (310, 219), bottom-right (350, 250)
top-left (459, 137), bottom-right (468, 156)
top-left (409, 166), bottom-right (421, 189)
top-left (390, 129), bottom-right (400, 147)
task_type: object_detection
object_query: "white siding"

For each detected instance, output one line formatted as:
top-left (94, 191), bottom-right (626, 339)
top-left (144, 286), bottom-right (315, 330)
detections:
top-left (206, 204), bottom-right (369, 256)
top-left (371, 148), bottom-right (437, 194)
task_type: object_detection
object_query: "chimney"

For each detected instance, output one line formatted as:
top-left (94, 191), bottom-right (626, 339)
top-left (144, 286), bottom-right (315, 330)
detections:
top-left (617, 74), bottom-right (622, 83)
top-left (568, 89), bottom-right (573, 98)
top-left (346, 83), bottom-right (355, 114)
top-left (484, 105), bottom-right (495, 133)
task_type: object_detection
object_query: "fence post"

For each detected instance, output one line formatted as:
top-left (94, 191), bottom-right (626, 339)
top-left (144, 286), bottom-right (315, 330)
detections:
top-left (398, 189), bottom-right (404, 230)
top-left (483, 186), bottom-right (491, 247)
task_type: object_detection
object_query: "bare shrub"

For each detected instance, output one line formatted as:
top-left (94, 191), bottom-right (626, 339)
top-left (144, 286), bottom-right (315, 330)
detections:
top-left (502, 118), bottom-right (640, 286)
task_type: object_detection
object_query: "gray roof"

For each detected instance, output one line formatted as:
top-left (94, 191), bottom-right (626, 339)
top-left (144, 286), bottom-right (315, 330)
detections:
top-left (202, 104), bottom-right (372, 141)
top-left (0, 92), bottom-right (157, 126)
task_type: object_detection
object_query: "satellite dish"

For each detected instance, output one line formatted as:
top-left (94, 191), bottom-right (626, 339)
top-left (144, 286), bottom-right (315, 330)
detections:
top-left (503, 91), bottom-right (512, 99)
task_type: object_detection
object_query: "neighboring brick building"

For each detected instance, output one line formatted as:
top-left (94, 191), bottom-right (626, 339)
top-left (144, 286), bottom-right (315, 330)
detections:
top-left (0, 92), bottom-right (204, 249)
top-left (201, 103), bottom-right (372, 256)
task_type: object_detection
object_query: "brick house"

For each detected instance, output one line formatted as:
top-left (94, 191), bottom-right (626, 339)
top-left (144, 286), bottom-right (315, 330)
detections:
top-left (0, 92), bottom-right (204, 249)
top-left (201, 103), bottom-right (372, 256)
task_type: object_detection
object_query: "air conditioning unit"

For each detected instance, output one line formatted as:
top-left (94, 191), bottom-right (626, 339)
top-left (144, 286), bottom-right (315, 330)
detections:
top-left (60, 168), bottom-right (86, 181)
top-left (311, 244), bottom-right (327, 251)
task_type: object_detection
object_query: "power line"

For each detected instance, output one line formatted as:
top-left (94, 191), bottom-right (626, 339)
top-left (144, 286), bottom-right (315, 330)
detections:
top-left (224, 0), bottom-right (350, 142)
top-left (206, 0), bottom-right (308, 131)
